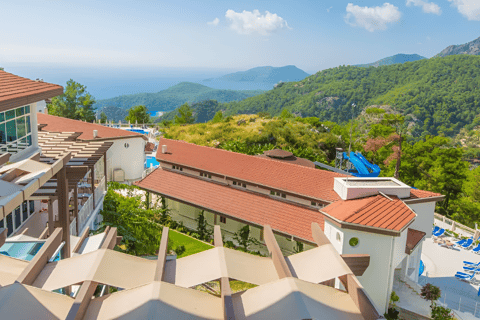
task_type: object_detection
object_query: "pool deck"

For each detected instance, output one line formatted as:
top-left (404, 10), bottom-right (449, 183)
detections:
top-left (420, 237), bottom-right (480, 318)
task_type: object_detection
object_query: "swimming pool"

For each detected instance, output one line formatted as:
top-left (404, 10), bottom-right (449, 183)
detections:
top-left (0, 241), bottom-right (60, 261)
top-left (126, 129), bottom-right (148, 135)
top-left (145, 156), bottom-right (160, 168)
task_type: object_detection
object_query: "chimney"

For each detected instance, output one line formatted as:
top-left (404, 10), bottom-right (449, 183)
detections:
top-left (93, 130), bottom-right (98, 138)
top-left (162, 145), bottom-right (167, 154)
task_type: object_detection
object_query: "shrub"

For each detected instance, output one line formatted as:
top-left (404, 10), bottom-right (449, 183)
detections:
top-left (225, 241), bottom-right (235, 249)
top-left (174, 245), bottom-right (186, 256)
top-left (431, 305), bottom-right (455, 320)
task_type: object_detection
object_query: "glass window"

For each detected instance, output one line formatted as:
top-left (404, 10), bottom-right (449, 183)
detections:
top-left (25, 105), bottom-right (30, 114)
top-left (26, 135), bottom-right (32, 146)
top-left (5, 110), bottom-right (15, 121)
top-left (19, 138), bottom-right (27, 150)
top-left (16, 107), bottom-right (24, 117)
top-left (0, 112), bottom-right (4, 122)
top-left (14, 206), bottom-right (21, 230)
top-left (6, 214), bottom-right (13, 236)
top-left (29, 200), bottom-right (35, 215)
top-left (0, 218), bottom-right (4, 229)
top-left (22, 201), bottom-right (28, 222)
top-left (17, 117), bottom-right (26, 138)
top-left (6, 120), bottom-right (16, 142)
top-left (0, 123), bottom-right (5, 144)
top-left (26, 116), bottom-right (31, 134)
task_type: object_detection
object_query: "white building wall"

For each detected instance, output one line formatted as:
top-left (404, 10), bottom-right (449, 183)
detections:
top-left (325, 220), bottom-right (395, 314)
top-left (106, 137), bottom-right (145, 182)
top-left (407, 202), bottom-right (436, 238)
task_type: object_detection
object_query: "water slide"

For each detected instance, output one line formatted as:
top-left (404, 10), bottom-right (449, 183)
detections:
top-left (342, 152), bottom-right (381, 177)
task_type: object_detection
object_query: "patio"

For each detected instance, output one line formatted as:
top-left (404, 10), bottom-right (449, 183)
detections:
top-left (420, 236), bottom-right (480, 318)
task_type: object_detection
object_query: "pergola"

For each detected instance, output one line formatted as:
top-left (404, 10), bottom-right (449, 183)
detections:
top-left (0, 223), bottom-right (382, 320)
top-left (31, 131), bottom-right (112, 255)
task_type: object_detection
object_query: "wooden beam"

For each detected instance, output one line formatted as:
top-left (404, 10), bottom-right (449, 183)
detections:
top-left (0, 153), bottom-right (11, 166)
top-left (100, 227), bottom-right (118, 250)
top-left (74, 187), bottom-right (79, 235)
top-left (263, 225), bottom-right (293, 279)
top-left (17, 228), bottom-right (63, 285)
top-left (339, 274), bottom-right (382, 320)
top-left (57, 166), bottom-right (71, 258)
top-left (311, 222), bottom-right (331, 246)
top-left (0, 228), bottom-right (7, 247)
top-left (39, 227), bottom-right (49, 240)
top-left (214, 225), bottom-right (223, 247)
top-left (47, 199), bottom-right (54, 236)
top-left (341, 254), bottom-right (371, 277)
top-left (154, 227), bottom-right (169, 282)
top-left (72, 227), bottom-right (90, 254)
top-left (91, 166), bottom-right (95, 206)
top-left (65, 280), bottom-right (99, 320)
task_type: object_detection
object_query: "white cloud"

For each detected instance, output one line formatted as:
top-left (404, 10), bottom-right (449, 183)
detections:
top-left (448, 0), bottom-right (480, 21)
top-left (327, 6), bottom-right (333, 13)
top-left (406, 0), bottom-right (441, 15)
top-left (345, 3), bottom-right (402, 32)
top-left (225, 9), bottom-right (289, 35)
top-left (207, 18), bottom-right (220, 26)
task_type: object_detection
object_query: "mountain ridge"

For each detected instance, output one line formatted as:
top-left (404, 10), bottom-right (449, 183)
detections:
top-left (204, 65), bottom-right (310, 83)
top-left (355, 54), bottom-right (426, 68)
top-left (435, 36), bottom-right (480, 57)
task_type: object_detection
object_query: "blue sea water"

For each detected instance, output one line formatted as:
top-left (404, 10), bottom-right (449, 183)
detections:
top-left (2, 64), bottom-right (273, 100)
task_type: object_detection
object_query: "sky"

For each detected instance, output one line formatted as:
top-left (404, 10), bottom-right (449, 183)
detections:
top-left (1, 0), bottom-right (479, 74)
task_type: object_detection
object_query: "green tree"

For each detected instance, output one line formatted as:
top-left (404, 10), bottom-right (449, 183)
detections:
top-left (196, 210), bottom-right (213, 241)
top-left (100, 112), bottom-right (108, 124)
top-left (211, 111), bottom-right (224, 123)
top-left (49, 79), bottom-right (96, 122)
top-left (174, 103), bottom-right (195, 124)
top-left (234, 225), bottom-right (260, 251)
top-left (421, 283), bottom-right (442, 308)
top-left (125, 105), bottom-right (150, 124)
top-left (431, 305), bottom-right (455, 320)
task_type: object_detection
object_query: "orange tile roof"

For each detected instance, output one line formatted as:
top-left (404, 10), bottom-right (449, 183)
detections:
top-left (37, 113), bottom-right (144, 141)
top-left (0, 71), bottom-right (63, 111)
top-left (135, 168), bottom-right (324, 242)
top-left (322, 195), bottom-right (416, 232)
top-left (409, 189), bottom-right (442, 199)
top-left (145, 142), bottom-right (156, 152)
top-left (157, 139), bottom-right (345, 202)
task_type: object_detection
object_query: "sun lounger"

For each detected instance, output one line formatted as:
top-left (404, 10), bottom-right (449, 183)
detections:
top-left (433, 228), bottom-right (445, 237)
top-left (462, 238), bottom-right (474, 249)
top-left (455, 272), bottom-right (477, 283)
top-left (433, 226), bottom-right (440, 234)
top-left (464, 261), bottom-right (480, 267)
top-left (463, 266), bottom-right (480, 272)
top-left (473, 244), bottom-right (480, 254)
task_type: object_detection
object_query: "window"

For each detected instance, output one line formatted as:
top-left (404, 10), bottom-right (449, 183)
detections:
top-left (242, 183), bottom-right (246, 188)
top-left (336, 232), bottom-right (341, 242)
top-left (0, 106), bottom-right (33, 154)
top-left (6, 214), bottom-right (13, 236)
top-left (233, 181), bottom-right (237, 185)
top-left (29, 200), bottom-right (35, 216)
top-left (271, 191), bottom-right (287, 199)
top-left (270, 190), bottom-right (275, 195)
top-left (311, 201), bottom-right (316, 206)
top-left (281, 193), bottom-right (286, 198)
top-left (124, 143), bottom-right (129, 149)
top-left (172, 165), bottom-right (183, 172)
top-left (14, 206), bottom-right (21, 230)
top-left (220, 216), bottom-right (226, 224)
top-left (200, 172), bottom-right (212, 179)
top-left (0, 218), bottom-right (4, 229)
top-left (349, 237), bottom-right (359, 248)
top-left (22, 201), bottom-right (28, 222)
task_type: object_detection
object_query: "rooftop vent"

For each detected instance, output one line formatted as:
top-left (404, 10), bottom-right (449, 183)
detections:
top-left (161, 145), bottom-right (167, 154)
top-left (334, 177), bottom-right (411, 200)
top-left (93, 130), bottom-right (98, 138)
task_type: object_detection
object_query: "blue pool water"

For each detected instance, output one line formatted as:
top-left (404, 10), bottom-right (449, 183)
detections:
top-left (145, 156), bottom-right (160, 168)
top-left (126, 129), bottom-right (148, 135)
top-left (419, 260), bottom-right (425, 276)
top-left (0, 242), bottom-right (60, 261)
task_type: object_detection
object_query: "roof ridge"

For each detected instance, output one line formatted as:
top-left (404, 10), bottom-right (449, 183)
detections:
top-left (160, 138), bottom-right (345, 176)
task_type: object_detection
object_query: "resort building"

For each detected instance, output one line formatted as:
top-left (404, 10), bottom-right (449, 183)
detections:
top-left (135, 138), bottom-right (445, 313)
top-left (37, 113), bottom-right (147, 183)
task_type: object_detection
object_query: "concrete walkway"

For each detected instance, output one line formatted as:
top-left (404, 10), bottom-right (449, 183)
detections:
top-left (422, 237), bottom-right (480, 318)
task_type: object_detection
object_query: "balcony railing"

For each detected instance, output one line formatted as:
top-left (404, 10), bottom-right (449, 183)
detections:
top-left (94, 176), bottom-right (106, 207)
top-left (70, 217), bottom-right (77, 237)
top-left (77, 195), bottom-right (94, 234)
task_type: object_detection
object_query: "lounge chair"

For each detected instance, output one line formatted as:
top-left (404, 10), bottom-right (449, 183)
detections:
top-left (462, 238), bottom-right (474, 249)
top-left (463, 266), bottom-right (480, 272)
top-left (464, 261), bottom-right (480, 267)
top-left (473, 244), bottom-right (480, 254)
top-left (455, 272), bottom-right (477, 283)
top-left (433, 228), bottom-right (445, 237)
top-left (433, 226), bottom-right (440, 234)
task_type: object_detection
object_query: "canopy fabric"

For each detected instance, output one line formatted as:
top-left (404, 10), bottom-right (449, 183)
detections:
top-left (83, 281), bottom-right (223, 320)
top-left (0, 255), bottom-right (29, 287)
top-left (0, 282), bottom-right (73, 319)
top-left (285, 245), bottom-right (353, 284)
top-left (231, 277), bottom-right (364, 320)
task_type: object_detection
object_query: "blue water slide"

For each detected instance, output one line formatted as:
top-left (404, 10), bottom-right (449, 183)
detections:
top-left (356, 152), bottom-right (381, 177)
top-left (342, 152), bottom-right (381, 177)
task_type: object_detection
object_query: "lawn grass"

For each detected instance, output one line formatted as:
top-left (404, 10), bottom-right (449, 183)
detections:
top-left (169, 229), bottom-right (214, 258)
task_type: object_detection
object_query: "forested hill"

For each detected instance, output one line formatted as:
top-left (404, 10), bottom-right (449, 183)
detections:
top-left (94, 82), bottom-right (264, 112)
top-left (355, 54), bottom-right (426, 68)
top-left (170, 55), bottom-right (480, 138)
top-left (204, 65), bottom-right (310, 83)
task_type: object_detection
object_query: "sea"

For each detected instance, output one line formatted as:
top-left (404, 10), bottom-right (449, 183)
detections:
top-left (2, 64), bottom-right (275, 100)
